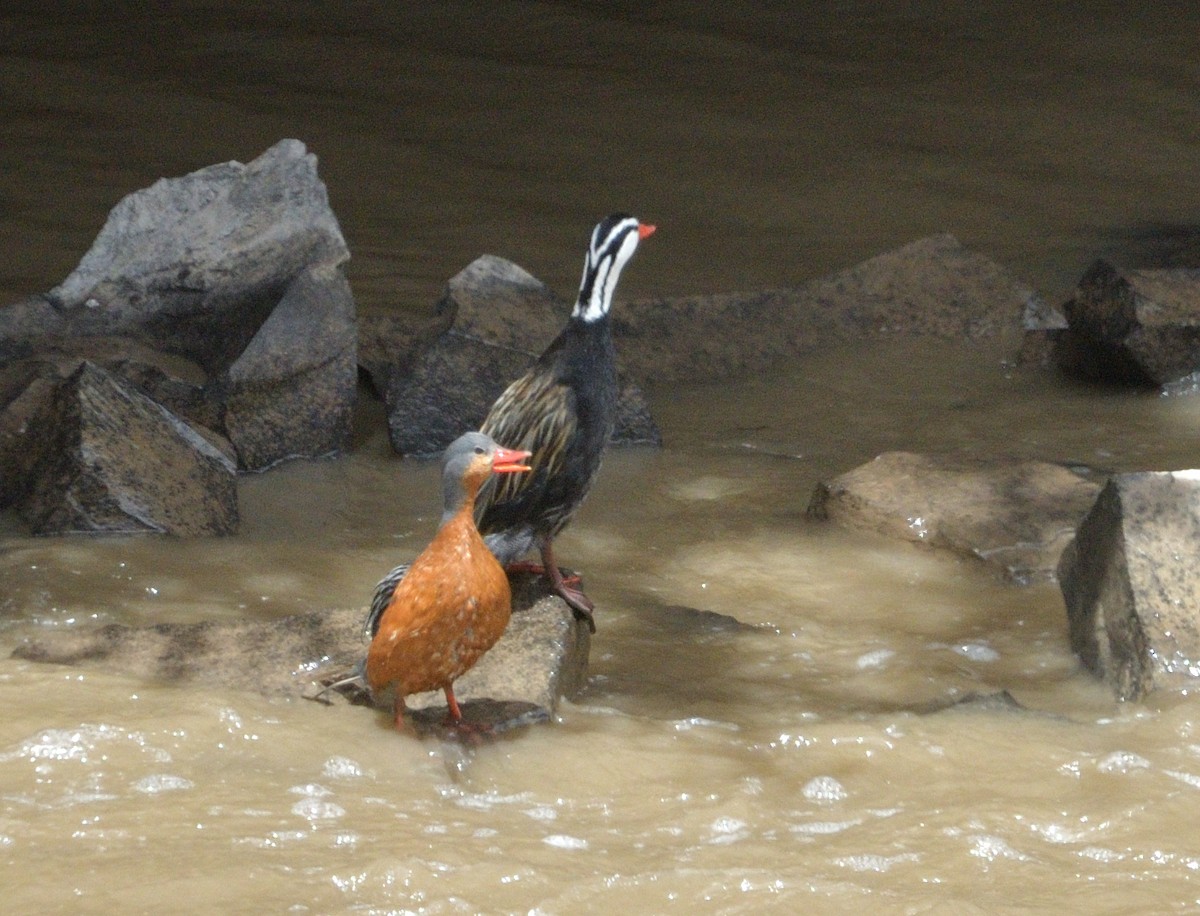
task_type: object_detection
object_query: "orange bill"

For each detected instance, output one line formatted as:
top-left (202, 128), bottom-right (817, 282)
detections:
top-left (491, 446), bottom-right (533, 474)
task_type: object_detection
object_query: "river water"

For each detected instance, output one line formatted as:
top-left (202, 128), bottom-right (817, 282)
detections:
top-left (3, 2), bottom-right (1200, 912)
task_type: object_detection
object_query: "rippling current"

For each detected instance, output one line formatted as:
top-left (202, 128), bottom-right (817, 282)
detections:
top-left (3, 3), bottom-right (1200, 912)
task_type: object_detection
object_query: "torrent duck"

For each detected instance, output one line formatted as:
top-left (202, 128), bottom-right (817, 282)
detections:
top-left (366, 431), bottom-right (531, 729)
top-left (367, 214), bottom-right (654, 637)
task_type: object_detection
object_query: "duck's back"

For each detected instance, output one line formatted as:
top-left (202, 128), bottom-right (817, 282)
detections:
top-left (479, 320), bottom-right (617, 545)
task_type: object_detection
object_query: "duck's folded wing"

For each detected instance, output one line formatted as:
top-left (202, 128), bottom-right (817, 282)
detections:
top-left (479, 370), bottom-right (577, 529)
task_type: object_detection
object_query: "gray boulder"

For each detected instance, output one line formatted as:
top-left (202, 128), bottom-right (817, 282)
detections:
top-left (221, 265), bottom-right (357, 469)
top-left (0, 139), bottom-right (356, 479)
top-left (1057, 260), bottom-right (1200, 387)
top-left (384, 255), bottom-right (660, 457)
top-left (41, 139), bottom-right (348, 365)
top-left (18, 361), bottom-right (237, 536)
top-left (357, 309), bottom-right (454, 399)
top-left (1059, 471), bottom-right (1200, 700)
top-left (613, 233), bottom-right (1040, 385)
top-left (807, 451), bottom-right (1104, 583)
top-left (11, 573), bottom-right (590, 735)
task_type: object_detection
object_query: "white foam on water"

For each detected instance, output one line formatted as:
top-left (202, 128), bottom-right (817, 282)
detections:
top-left (856, 648), bottom-right (896, 670)
top-left (802, 776), bottom-right (848, 804)
top-left (790, 818), bottom-right (863, 836)
top-left (969, 834), bottom-right (1031, 862)
top-left (291, 798), bottom-right (346, 821)
top-left (542, 834), bottom-right (589, 850)
top-left (1096, 751), bottom-right (1152, 774)
top-left (708, 816), bottom-right (750, 845)
top-left (322, 756), bottom-right (366, 779)
top-left (131, 774), bottom-right (194, 794)
top-left (833, 852), bottom-right (920, 872)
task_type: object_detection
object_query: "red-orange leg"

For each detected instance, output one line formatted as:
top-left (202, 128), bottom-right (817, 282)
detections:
top-left (443, 685), bottom-right (464, 724)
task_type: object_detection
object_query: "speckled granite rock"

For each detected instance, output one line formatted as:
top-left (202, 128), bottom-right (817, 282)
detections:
top-left (807, 451), bottom-right (1104, 583)
top-left (1059, 471), bottom-right (1200, 701)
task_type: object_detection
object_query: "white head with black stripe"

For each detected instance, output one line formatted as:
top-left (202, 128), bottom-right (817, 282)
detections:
top-left (571, 213), bottom-right (656, 323)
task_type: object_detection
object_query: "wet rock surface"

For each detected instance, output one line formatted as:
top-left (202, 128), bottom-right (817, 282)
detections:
top-left (1059, 471), bottom-right (1200, 701)
top-left (807, 451), bottom-right (1104, 583)
top-left (11, 573), bottom-right (590, 729)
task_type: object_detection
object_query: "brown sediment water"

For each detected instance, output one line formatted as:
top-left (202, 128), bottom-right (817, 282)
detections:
top-left (3, 3), bottom-right (1200, 911)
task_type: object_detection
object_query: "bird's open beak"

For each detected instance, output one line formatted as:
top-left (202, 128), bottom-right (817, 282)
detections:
top-left (638, 223), bottom-right (656, 240)
top-left (491, 446), bottom-right (533, 474)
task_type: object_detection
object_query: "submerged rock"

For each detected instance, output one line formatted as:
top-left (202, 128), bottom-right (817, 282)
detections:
top-left (11, 573), bottom-right (589, 726)
top-left (380, 233), bottom-right (1033, 455)
top-left (807, 451), bottom-right (1103, 583)
top-left (613, 233), bottom-right (1040, 385)
top-left (384, 255), bottom-right (660, 457)
top-left (18, 361), bottom-right (237, 536)
top-left (912, 689), bottom-right (1027, 715)
top-left (1056, 260), bottom-right (1200, 387)
top-left (1059, 471), bottom-right (1200, 701)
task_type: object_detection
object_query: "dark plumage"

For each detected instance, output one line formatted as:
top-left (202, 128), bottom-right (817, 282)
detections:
top-left (366, 214), bottom-right (654, 637)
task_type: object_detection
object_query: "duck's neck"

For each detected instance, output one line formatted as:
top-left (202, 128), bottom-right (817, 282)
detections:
top-left (571, 253), bottom-right (623, 324)
top-left (441, 475), bottom-right (483, 528)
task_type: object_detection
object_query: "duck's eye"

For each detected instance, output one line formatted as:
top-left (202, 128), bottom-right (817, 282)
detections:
top-left (474, 446), bottom-right (486, 455)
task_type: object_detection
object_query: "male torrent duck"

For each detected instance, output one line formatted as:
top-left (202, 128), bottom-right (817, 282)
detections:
top-left (366, 214), bottom-right (654, 638)
top-left (366, 431), bottom-right (531, 729)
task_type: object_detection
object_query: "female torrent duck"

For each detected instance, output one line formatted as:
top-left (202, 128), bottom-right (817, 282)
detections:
top-left (366, 214), bottom-right (654, 638)
top-left (366, 431), bottom-right (531, 730)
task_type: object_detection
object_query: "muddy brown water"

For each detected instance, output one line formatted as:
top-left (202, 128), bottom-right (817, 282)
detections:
top-left (4, 3), bottom-right (1200, 912)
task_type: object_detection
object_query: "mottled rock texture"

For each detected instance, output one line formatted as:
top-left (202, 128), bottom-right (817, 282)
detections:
top-left (18, 361), bottom-right (237, 535)
top-left (1055, 260), bottom-right (1200, 387)
top-left (1059, 471), bottom-right (1200, 700)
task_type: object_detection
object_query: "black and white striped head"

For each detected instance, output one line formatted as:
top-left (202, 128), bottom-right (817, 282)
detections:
top-left (572, 213), bottom-right (655, 322)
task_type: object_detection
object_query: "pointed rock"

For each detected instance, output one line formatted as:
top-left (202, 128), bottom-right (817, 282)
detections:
top-left (44, 139), bottom-right (349, 371)
top-left (1059, 260), bottom-right (1200, 387)
top-left (0, 140), bottom-right (356, 476)
top-left (18, 362), bottom-right (237, 535)
top-left (1059, 471), bottom-right (1200, 700)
